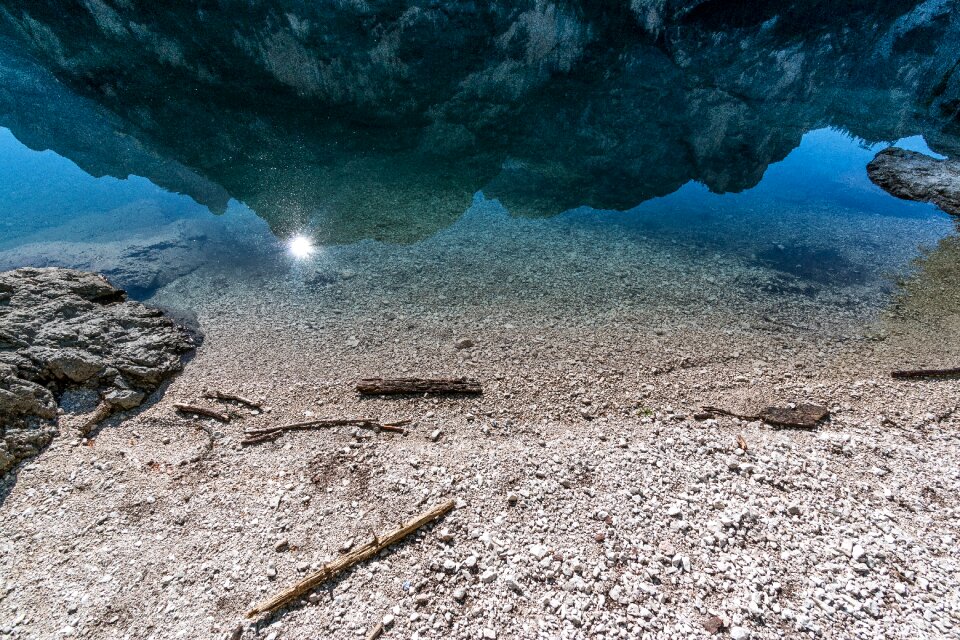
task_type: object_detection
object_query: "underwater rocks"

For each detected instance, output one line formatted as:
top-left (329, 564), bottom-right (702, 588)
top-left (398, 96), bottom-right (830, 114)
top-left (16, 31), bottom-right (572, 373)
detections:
top-left (867, 147), bottom-right (960, 216)
top-left (0, 267), bottom-right (195, 476)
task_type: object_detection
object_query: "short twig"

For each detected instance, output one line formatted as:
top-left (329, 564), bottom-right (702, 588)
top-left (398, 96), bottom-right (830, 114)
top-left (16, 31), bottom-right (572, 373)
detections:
top-left (366, 622), bottom-right (384, 640)
top-left (701, 406), bottom-right (760, 421)
top-left (174, 403), bottom-right (231, 422)
top-left (204, 389), bottom-right (262, 408)
top-left (80, 402), bottom-right (113, 435)
top-left (181, 423), bottom-right (216, 465)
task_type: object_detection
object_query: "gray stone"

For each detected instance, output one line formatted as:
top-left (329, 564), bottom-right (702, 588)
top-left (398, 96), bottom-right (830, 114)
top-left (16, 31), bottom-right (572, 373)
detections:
top-left (0, 268), bottom-right (195, 476)
top-left (867, 147), bottom-right (960, 216)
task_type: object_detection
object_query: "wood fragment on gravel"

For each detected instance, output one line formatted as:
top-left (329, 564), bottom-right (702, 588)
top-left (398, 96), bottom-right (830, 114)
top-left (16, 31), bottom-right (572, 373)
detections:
top-left (241, 418), bottom-right (411, 446)
top-left (702, 403), bottom-right (829, 429)
top-left (356, 377), bottom-right (482, 395)
top-left (245, 498), bottom-right (455, 618)
top-left (203, 389), bottom-right (262, 408)
top-left (736, 434), bottom-right (748, 451)
top-left (891, 367), bottom-right (960, 379)
top-left (174, 403), bottom-right (231, 422)
top-left (366, 622), bottom-right (384, 640)
top-left (80, 402), bottom-right (113, 435)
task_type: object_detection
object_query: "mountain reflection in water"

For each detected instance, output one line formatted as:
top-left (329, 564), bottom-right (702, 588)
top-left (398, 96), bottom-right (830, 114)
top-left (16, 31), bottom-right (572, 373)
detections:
top-left (0, 0), bottom-right (958, 244)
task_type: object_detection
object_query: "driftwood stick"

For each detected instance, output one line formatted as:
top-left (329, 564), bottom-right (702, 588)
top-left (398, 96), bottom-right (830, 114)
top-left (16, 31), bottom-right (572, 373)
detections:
top-left (204, 389), bottom-right (262, 408)
top-left (80, 402), bottom-right (113, 435)
top-left (891, 367), bottom-right (960, 379)
top-left (241, 418), bottom-right (411, 446)
top-left (246, 498), bottom-right (456, 618)
top-left (357, 377), bottom-right (482, 396)
top-left (366, 622), bottom-right (384, 640)
top-left (174, 403), bottom-right (231, 422)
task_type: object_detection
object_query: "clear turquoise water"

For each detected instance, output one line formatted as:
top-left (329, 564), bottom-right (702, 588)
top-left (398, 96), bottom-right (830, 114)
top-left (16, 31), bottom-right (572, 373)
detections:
top-left (1, 1), bottom-right (958, 327)
top-left (0, 124), bottom-right (951, 310)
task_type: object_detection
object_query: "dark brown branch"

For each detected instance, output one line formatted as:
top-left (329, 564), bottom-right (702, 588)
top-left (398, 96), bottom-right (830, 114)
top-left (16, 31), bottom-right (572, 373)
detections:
top-left (891, 367), bottom-right (960, 380)
top-left (246, 498), bottom-right (455, 618)
top-left (357, 377), bottom-right (482, 396)
top-left (174, 403), bottom-right (231, 422)
top-left (241, 418), bottom-right (411, 446)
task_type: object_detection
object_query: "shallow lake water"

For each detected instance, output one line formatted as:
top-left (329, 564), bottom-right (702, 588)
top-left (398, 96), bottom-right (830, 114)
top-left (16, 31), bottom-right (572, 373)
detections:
top-left (0, 2), bottom-right (958, 340)
top-left (0, 123), bottom-right (953, 338)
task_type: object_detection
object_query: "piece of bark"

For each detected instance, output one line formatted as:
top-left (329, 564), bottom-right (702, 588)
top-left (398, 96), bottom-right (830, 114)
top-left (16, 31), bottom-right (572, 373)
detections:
top-left (356, 377), bottom-right (482, 396)
top-left (760, 404), bottom-right (829, 428)
top-left (702, 404), bottom-right (829, 429)
top-left (703, 615), bottom-right (725, 634)
top-left (204, 389), bottom-right (262, 408)
top-left (891, 367), bottom-right (960, 380)
top-left (174, 403), bottom-right (231, 422)
top-left (245, 498), bottom-right (456, 618)
top-left (736, 434), bottom-right (748, 451)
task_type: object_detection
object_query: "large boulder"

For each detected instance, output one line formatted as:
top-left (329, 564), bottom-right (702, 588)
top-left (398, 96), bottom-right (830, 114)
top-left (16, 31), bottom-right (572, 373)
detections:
top-left (867, 147), bottom-right (960, 216)
top-left (0, 267), bottom-right (195, 476)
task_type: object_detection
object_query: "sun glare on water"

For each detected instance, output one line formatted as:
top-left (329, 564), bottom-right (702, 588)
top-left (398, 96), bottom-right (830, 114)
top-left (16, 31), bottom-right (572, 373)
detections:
top-left (287, 234), bottom-right (315, 259)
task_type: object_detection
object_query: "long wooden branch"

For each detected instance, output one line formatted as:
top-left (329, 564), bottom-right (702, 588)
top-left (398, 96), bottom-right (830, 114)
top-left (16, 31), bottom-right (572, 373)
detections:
top-left (245, 498), bottom-right (456, 618)
top-left (241, 418), bottom-right (411, 446)
top-left (174, 403), bottom-right (231, 422)
top-left (891, 367), bottom-right (960, 379)
top-left (357, 377), bottom-right (482, 396)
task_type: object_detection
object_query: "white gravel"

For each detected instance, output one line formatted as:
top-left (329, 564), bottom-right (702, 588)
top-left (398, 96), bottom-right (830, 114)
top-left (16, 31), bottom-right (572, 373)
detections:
top-left (2, 194), bottom-right (960, 639)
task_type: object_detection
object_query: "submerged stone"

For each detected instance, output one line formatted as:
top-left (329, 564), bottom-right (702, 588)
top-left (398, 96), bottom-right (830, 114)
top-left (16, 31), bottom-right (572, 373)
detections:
top-left (0, 267), bottom-right (196, 476)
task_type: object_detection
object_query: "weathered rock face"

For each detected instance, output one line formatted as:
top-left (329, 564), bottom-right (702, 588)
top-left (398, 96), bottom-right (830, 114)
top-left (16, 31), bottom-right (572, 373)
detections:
top-left (867, 147), bottom-right (960, 216)
top-left (0, 267), bottom-right (195, 475)
top-left (0, 1), bottom-right (958, 243)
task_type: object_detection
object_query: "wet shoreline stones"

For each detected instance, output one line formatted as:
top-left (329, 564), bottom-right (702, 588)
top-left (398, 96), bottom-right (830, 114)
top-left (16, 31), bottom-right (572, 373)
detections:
top-left (0, 267), bottom-right (195, 476)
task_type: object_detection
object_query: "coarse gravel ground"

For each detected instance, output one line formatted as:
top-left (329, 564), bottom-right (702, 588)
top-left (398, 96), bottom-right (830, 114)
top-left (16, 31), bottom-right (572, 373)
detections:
top-left (2, 197), bottom-right (960, 640)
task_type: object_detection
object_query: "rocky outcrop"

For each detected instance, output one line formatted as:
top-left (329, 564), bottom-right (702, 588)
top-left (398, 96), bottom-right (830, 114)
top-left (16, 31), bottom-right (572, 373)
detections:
top-left (867, 147), bottom-right (960, 216)
top-left (0, 267), bottom-right (195, 476)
